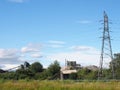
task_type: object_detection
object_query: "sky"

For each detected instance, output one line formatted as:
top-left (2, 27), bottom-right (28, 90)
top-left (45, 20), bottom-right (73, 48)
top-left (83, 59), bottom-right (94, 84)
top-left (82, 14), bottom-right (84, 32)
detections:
top-left (0, 0), bottom-right (120, 70)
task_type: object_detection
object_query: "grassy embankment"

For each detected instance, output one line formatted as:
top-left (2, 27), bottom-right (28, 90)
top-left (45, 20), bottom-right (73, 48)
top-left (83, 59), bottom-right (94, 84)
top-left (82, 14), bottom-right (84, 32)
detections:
top-left (0, 80), bottom-right (120, 90)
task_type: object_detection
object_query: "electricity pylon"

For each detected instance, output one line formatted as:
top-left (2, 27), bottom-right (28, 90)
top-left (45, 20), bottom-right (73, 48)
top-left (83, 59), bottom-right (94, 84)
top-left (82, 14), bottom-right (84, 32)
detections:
top-left (98, 11), bottom-right (115, 79)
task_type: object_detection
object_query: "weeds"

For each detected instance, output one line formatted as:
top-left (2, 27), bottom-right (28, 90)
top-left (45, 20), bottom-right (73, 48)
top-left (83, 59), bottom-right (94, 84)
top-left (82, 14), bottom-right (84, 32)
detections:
top-left (0, 80), bottom-right (119, 90)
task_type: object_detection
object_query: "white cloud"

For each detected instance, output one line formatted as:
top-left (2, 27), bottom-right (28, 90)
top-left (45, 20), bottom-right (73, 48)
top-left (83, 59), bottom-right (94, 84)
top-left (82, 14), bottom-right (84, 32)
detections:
top-left (70, 46), bottom-right (98, 53)
top-left (0, 48), bottom-right (18, 57)
top-left (47, 52), bottom-right (99, 66)
top-left (31, 53), bottom-right (43, 58)
top-left (46, 45), bottom-right (111, 68)
top-left (0, 65), bottom-right (5, 69)
top-left (0, 48), bottom-right (22, 64)
top-left (1, 64), bottom-right (20, 70)
top-left (48, 40), bottom-right (66, 45)
top-left (47, 46), bottom-right (100, 66)
top-left (21, 43), bottom-right (42, 53)
top-left (8, 0), bottom-right (28, 3)
top-left (77, 20), bottom-right (92, 24)
top-left (48, 44), bottom-right (64, 48)
top-left (21, 47), bottom-right (39, 53)
top-left (47, 40), bottom-right (66, 48)
top-left (0, 44), bottom-right (110, 70)
top-left (0, 43), bottom-right (43, 70)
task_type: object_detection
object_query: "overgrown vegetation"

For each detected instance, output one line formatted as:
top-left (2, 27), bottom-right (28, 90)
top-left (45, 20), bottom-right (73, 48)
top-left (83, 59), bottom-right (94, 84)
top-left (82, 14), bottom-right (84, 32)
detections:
top-left (0, 60), bottom-right (61, 80)
top-left (0, 80), bottom-right (120, 90)
top-left (0, 53), bottom-right (120, 80)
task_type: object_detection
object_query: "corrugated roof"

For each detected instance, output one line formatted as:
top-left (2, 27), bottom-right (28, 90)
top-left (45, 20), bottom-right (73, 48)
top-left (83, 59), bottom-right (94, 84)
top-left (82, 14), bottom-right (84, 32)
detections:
top-left (61, 70), bottom-right (77, 74)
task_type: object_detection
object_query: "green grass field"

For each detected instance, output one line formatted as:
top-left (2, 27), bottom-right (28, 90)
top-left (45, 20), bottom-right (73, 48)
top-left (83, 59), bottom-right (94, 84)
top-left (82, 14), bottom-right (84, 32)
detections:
top-left (0, 80), bottom-right (120, 90)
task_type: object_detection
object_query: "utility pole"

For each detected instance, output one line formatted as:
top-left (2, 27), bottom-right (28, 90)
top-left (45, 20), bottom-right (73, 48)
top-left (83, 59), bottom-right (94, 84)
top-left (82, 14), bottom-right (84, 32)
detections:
top-left (98, 11), bottom-right (115, 79)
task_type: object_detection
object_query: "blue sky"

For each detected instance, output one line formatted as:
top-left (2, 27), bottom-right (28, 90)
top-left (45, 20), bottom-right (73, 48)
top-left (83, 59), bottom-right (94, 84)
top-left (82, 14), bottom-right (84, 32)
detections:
top-left (0, 0), bottom-right (120, 69)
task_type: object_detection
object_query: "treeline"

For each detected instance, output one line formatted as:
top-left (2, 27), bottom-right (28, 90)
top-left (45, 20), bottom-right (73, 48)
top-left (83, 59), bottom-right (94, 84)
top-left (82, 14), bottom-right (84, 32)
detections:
top-left (0, 53), bottom-right (120, 80)
top-left (0, 61), bottom-right (60, 80)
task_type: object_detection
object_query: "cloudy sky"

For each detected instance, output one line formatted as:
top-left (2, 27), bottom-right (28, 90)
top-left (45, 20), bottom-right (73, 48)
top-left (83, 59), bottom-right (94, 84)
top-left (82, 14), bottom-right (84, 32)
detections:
top-left (0, 0), bottom-right (120, 70)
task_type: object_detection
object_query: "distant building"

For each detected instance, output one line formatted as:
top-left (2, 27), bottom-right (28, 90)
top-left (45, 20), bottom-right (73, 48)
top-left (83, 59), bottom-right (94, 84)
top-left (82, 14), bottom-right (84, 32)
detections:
top-left (85, 65), bottom-right (98, 71)
top-left (60, 61), bottom-right (81, 80)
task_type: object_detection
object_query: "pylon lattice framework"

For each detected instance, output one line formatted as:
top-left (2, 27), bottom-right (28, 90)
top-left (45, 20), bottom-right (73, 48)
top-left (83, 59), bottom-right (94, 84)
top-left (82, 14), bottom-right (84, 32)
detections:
top-left (98, 11), bottom-right (114, 79)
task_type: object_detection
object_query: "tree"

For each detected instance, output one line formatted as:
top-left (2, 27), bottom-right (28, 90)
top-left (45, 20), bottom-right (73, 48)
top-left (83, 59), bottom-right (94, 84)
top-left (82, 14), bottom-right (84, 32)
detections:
top-left (77, 68), bottom-right (98, 80)
top-left (30, 62), bottom-right (43, 73)
top-left (19, 61), bottom-right (30, 70)
top-left (24, 61), bottom-right (30, 69)
top-left (20, 64), bottom-right (25, 70)
top-left (16, 68), bottom-right (34, 79)
top-left (47, 60), bottom-right (61, 79)
top-left (110, 53), bottom-right (120, 79)
top-left (0, 69), bottom-right (6, 73)
top-left (14, 62), bottom-right (34, 80)
top-left (34, 69), bottom-right (49, 80)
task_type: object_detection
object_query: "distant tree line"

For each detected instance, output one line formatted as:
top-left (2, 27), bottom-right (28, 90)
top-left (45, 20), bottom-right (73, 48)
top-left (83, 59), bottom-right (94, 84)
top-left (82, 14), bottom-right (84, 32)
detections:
top-left (0, 53), bottom-right (120, 80)
top-left (0, 60), bottom-right (61, 80)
